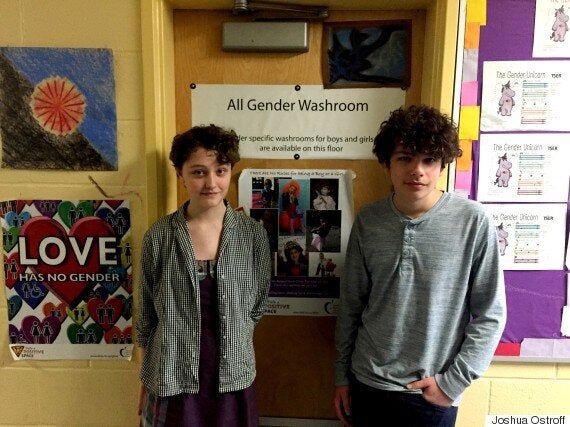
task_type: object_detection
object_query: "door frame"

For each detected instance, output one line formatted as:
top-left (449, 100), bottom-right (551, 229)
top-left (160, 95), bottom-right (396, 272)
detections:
top-left (141, 0), bottom-right (460, 224)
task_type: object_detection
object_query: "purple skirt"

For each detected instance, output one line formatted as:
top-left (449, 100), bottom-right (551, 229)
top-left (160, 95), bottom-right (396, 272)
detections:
top-left (141, 261), bottom-right (259, 427)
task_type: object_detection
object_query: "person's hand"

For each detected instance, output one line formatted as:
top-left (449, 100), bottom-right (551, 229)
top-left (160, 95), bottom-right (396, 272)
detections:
top-left (333, 385), bottom-right (352, 426)
top-left (406, 376), bottom-right (453, 407)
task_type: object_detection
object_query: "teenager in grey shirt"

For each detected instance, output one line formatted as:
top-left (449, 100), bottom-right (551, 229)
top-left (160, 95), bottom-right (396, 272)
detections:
top-left (334, 105), bottom-right (506, 426)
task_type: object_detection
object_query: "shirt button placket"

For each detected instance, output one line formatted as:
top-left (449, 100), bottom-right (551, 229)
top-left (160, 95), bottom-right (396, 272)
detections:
top-left (402, 224), bottom-right (414, 270)
top-left (219, 280), bottom-right (227, 362)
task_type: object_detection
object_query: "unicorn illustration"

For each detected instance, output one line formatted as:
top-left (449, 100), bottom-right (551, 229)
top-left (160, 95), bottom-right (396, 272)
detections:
top-left (551, 5), bottom-right (569, 42)
top-left (496, 223), bottom-right (508, 256)
top-left (494, 153), bottom-right (512, 187)
top-left (498, 81), bottom-right (515, 116)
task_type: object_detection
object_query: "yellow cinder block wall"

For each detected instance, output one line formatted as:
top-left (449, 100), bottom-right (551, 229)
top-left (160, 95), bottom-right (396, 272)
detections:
top-left (0, 0), bottom-right (569, 426)
top-left (0, 1), bottom-right (143, 426)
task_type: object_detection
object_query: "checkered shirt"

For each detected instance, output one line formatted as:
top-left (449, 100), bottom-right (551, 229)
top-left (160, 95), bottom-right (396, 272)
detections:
top-left (136, 201), bottom-right (271, 396)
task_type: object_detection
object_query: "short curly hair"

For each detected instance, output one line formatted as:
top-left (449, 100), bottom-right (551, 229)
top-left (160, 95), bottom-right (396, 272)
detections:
top-left (372, 105), bottom-right (462, 167)
top-left (169, 124), bottom-right (241, 170)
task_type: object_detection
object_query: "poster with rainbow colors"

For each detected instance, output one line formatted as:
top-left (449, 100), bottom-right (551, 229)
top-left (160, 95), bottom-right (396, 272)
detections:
top-left (2, 200), bottom-right (132, 360)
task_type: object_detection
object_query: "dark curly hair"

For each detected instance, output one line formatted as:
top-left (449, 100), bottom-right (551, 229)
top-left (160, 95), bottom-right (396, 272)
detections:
top-left (284, 240), bottom-right (304, 262)
top-left (372, 105), bottom-right (462, 167)
top-left (169, 124), bottom-right (241, 170)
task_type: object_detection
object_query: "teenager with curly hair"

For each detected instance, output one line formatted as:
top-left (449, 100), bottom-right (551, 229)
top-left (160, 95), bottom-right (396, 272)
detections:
top-left (334, 105), bottom-right (506, 427)
top-left (137, 124), bottom-right (271, 427)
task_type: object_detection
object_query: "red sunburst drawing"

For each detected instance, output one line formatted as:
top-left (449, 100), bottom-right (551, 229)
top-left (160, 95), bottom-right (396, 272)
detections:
top-left (29, 76), bottom-right (87, 136)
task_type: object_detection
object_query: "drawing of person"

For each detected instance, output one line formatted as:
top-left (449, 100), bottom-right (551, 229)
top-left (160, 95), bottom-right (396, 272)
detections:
top-left (116, 213), bottom-right (126, 235)
top-left (106, 305), bottom-right (115, 323)
top-left (9, 259), bottom-right (18, 279)
top-left (42, 323), bottom-right (53, 344)
top-left (97, 304), bottom-right (106, 323)
top-left (31, 321), bottom-right (41, 343)
top-left (22, 282), bottom-right (32, 298)
top-left (30, 283), bottom-right (44, 298)
top-left (124, 242), bottom-right (132, 264)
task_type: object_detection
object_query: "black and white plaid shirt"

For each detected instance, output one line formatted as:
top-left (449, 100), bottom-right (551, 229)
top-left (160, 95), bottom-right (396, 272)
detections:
top-left (136, 201), bottom-right (271, 396)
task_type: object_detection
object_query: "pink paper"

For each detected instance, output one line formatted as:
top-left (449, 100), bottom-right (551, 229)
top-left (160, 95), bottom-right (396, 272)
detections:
top-left (460, 81), bottom-right (478, 106)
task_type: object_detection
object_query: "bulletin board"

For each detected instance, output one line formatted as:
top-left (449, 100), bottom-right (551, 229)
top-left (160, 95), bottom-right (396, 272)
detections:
top-left (454, 0), bottom-right (570, 361)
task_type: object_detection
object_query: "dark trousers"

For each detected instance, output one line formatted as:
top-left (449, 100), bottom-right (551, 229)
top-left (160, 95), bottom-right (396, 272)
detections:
top-left (350, 377), bottom-right (458, 427)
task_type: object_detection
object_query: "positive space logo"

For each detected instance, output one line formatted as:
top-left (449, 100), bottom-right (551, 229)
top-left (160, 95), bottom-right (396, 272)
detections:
top-left (11, 345), bottom-right (25, 357)
top-left (9, 345), bottom-right (45, 359)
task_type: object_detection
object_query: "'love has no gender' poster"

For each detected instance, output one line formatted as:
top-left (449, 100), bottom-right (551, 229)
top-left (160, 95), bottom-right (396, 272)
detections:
top-left (2, 200), bottom-right (133, 360)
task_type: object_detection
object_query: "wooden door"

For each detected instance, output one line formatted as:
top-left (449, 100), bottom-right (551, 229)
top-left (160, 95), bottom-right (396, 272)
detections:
top-left (173, 9), bottom-right (425, 419)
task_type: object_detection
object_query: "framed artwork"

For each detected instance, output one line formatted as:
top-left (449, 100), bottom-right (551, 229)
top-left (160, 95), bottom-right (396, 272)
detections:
top-left (322, 20), bottom-right (411, 89)
top-left (0, 47), bottom-right (117, 170)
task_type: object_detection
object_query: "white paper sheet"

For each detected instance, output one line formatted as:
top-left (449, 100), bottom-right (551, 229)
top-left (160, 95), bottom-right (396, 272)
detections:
top-left (533, 0), bottom-right (570, 58)
top-left (483, 203), bottom-right (567, 270)
top-left (477, 133), bottom-right (570, 202)
top-left (481, 60), bottom-right (570, 131)
top-left (237, 169), bottom-right (354, 316)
